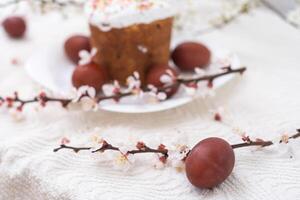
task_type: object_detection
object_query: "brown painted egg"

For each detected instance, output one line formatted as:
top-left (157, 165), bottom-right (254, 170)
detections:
top-left (172, 42), bottom-right (211, 71)
top-left (64, 35), bottom-right (91, 64)
top-left (2, 16), bottom-right (26, 39)
top-left (185, 137), bottom-right (235, 189)
top-left (72, 62), bottom-right (108, 92)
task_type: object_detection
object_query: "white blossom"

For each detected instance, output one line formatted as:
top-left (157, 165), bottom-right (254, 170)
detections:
top-left (280, 134), bottom-right (290, 144)
top-left (112, 153), bottom-right (135, 172)
top-left (90, 134), bottom-right (103, 144)
top-left (9, 109), bottom-right (25, 122)
top-left (118, 145), bottom-right (132, 155)
top-left (61, 137), bottom-right (70, 145)
top-left (184, 85), bottom-right (197, 96)
top-left (64, 134), bottom-right (91, 147)
top-left (126, 72), bottom-right (141, 89)
top-left (195, 67), bottom-right (206, 76)
top-left (146, 85), bottom-right (168, 102)
top-left (78, 48), bottom-right (97, 66)
top-left (171, 159), bottom-right (185, 172)
top-left (198, 87), bottom-right (215, 98)
top-left (137, 45), bottom-right (148, 54)
top-left (68, 86), bottom-right (98, 111)
top-left (173, 145), bottom-right (190, 160)
top-left (87, 136), bottom-right (104, 152)
top-left (167, 144), bottom-right (190, 171)
top-left (80, 96), bottom-right (98, 111)
top-left (215, 53), bottom-right (240, 69)
top-left (154, 160), bottom-right (165, 169)
top-left (146, 85), bottom-right (160, 103)
top-left (160, 74), bottom-right (173, 84)
top-left (232, 127), bottom-right (247, 136)
top-left (133, 71), bottom-right (140, 79)
top-left (156, 92), bottom-right (167, 101)
top-left (167, 69), bottom-right (176, 79)
top-left (159, 69), bottom-right (177, 85)
top-left (126, 72), bottom-right (142, 95)
top-left (148, 84), bottom-right (158, 93)
top-left (209, 106), bottom-right (225, 116)
top-left (102, 81), bottom-right (121, 96)
top-left (72, 86), bottom-right (96, 103)
top-left (102, 84), bottom-right (115, 97)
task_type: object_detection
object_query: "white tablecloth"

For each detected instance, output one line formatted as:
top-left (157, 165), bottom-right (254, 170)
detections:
top-left (1, 5), bottom-right (300, 200)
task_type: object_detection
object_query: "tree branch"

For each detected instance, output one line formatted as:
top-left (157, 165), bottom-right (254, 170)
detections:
top-left (232, 129), bottom-right (300, 149)
top-left (53, 141), bottom-right (169, 159)
top-left (0, 66), bottom-right (246, 111)
top-left (53, 129), bottom-right (300, 165)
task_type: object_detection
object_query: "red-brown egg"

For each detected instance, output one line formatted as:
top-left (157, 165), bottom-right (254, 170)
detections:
top-left (185, 137), bottom-right (235, 189)
top-left (64, 35), bottom-right (91, 64)
top-left (72, 62), bottom-right (108, 92)
top-left (2, 16), bottom-right (26, 39)
top-left (172, 42), bottom-right (211, 71)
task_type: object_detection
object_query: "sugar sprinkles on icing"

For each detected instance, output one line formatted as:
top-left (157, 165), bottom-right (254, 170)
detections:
top-left (86, 0), bottom-right (176, 31)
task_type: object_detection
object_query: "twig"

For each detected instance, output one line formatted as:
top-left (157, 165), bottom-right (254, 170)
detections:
top-left (53, 145), bottom-right (92, 153)
top-left (232, 129), bottom-right (300, 149)
top-left (177, 66), bottom-right (246, 84)
top-left (54, 141), bottom-right (169, 160)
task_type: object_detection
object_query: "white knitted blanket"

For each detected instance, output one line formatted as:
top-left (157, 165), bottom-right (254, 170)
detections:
top-left (1, 3), bottom-right (300, 200)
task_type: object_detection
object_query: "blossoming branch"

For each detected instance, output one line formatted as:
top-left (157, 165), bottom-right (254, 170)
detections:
top-left (53, 129), bottom-right (300, 170)
top-left (0, 66), bottom-right (247, 113)
top-left (54, 140), bottom-right (171, 165)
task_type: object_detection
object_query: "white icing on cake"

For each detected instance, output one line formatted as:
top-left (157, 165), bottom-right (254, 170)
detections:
top-left (85, 0), bottom-right (176, 31)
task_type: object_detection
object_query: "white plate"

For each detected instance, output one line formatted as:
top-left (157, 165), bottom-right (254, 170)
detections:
top-left (25, 42), bottom-right (241, 113)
